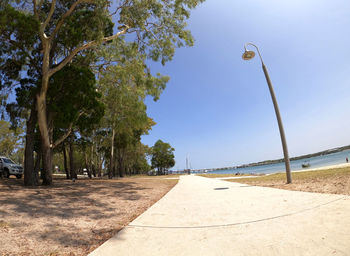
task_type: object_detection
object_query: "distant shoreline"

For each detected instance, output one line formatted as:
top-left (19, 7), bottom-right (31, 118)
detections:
top-left (292, 162), bottom-right (350, 173)
top-left (201, 163), bottom-right (350, 179)
top-left (211, 144), bottom-right (350, 171)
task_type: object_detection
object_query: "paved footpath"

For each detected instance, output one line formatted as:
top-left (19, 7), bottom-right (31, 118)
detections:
top-left (89, 175), bottom-right (350, 256)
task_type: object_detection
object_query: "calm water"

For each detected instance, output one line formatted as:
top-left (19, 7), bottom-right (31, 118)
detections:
top-left (210, 149), bottom-right (350, 175)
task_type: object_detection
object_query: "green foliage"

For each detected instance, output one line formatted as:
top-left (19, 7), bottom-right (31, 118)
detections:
top-left (0, 120), bottom-right (23, 160)
top-left (117, 0), bottom-right (205, 64)
top-left (97, 38), bottom-right (169, 176)
top-left (133, 153), bottom-right (151, 174)
top-left (0, 0), bottom-right (205, 181)
top-left (56, 3), bottom-right (114, 50)
top-left (116, 141), bottom-right (151, 175)
top-left (48, 64), bottom-right (104, 133)
top-left (151, 139), bottom-right (175, 172)
top-left (52, 140), bottom-right (85, 173)
top-left (0, 5), bottom-right (39, 88)
top-left (98, 38), bottom-right (169, 100)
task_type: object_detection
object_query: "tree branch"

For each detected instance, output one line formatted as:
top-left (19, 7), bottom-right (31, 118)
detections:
top-left (42, 0), bottom-right (57, 32)
top-left (52, 111), bottom-right (85, 149)
top-left (34, 0), bottom-right (45, 18)
top-left (51, 0), bottom-right (92, 39)
top-left (51, 126), bottom-right (73, 149)
top-left (32, 0), bottom-right (38, 17)
top-left (108, 5), bottom-right (123, 17)
top-left (49, 26), bottom-right (129, 76)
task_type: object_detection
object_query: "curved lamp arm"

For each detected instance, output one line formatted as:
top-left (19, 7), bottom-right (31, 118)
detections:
top-left (244, 42), bottom-right (264, 65)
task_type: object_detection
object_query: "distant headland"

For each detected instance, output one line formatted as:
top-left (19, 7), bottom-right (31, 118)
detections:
top-left (211, 144), bottom-right (350, 171)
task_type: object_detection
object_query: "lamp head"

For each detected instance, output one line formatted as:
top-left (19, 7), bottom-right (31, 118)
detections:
top-left (242, 50), bottom-right (255, 60)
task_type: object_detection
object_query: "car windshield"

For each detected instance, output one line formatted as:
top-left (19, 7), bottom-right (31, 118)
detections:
top-left (3, 158), bottom-right (15, 164)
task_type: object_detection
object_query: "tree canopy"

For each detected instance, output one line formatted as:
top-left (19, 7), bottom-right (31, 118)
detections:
top-left (0, 0), bottom-right (205, 185)
top-left (151, 139), bottom-right (175, 174)
top-left (0, 120), bottom-right (23, 162)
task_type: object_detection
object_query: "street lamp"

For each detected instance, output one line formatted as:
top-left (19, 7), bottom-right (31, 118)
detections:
top-left (242, 43), bottom-right (292, 184)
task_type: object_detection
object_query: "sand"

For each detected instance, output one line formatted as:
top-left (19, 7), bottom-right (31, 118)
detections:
top-left (0, 177), bottom-right (177, 255)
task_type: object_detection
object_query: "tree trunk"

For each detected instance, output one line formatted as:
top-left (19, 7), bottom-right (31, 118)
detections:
top-left (92, 165), bottom-right (96, 177)
top-left (69, 140), bottom-right (77, 179)
top-left (34, 150), bottom-right (41, 182)
top-left (37, 36), bottom-right (53, 185)
top-left (85, 150), bottom-right (91, 179)
top-left (118, 150), bottom-right (125, 178)
top-left (37, 70), bottom-right (53, 184)
top-left (98, 154), bottom-right (102, 177)
top-left (113, 158), bottom-right (116, 177)
top-left (24, 108), bottom-right (38, 186)
top-left (41, 138), bottom-right (52, 185)
top-left (91, 144), bottom-right (96, 177)
top-left (63, 143), bottom-right (70, 179)
top-left (109, 128), bottom-right (115, 179)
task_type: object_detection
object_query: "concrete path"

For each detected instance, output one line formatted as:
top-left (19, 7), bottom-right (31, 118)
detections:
top-left (89, 175), bottom-right (350, 256)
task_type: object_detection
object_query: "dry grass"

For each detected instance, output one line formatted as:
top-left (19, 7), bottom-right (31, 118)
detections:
top-left (0, 176), bottom-right (177, 256)
top-left (228, 167), bottom-right (350, 195)
top-left (128, 174), bottom-right (182, 179)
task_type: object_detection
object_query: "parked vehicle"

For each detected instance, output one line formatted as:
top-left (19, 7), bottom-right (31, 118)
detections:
top-left (0, 156), bottom-right (23, 179)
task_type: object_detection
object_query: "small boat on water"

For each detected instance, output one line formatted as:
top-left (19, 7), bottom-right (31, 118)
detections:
top-left (302, 162), bottom-right (310, 168)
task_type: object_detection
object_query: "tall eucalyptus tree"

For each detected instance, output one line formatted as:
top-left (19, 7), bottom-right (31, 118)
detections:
top-left (1, 0), bottom-right (205, 184)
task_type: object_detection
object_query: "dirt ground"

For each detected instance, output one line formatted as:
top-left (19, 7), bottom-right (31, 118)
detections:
top-left (232, 167), bottom-right (350, 195)
top-left (0, 176), bottom-right (178, 256)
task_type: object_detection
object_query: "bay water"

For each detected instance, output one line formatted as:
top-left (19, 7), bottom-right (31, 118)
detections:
top-left (210, 149), bottom-right (350, 175)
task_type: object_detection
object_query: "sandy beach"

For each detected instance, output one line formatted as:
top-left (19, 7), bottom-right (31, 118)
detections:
top-left (0, 177), bottom-right (178, 255)
top-left (219, 162), bottom-right (350, 179)
top-left (293, 162), bottom-right (350, 173)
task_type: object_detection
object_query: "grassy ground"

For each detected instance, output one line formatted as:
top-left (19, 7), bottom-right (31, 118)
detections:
top-left (197, 173), bottom-right (257, 178)
top-left (226, 167), bottom-right (350, 195)
top-left (53, 173), bottom-right (182, 179)
top-left (128, 174), bottom-right (182, 179)
top-left (0, 176), bottom-right (177, 256)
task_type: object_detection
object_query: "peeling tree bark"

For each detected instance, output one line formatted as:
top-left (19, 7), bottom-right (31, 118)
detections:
top-left (24, 107), bottom-right (38, 186)
top-left (90, 144), bottom-right (96, 177)
top-left (37, 37), bottom-right (53, 185)
top-left (98, 154), bottom-right (102, 177)
top-left (69, 140), bottom-right (76, 179)
top-left (34, 150), bottom-right (41, 181)
top-left (84, 149), bottom-right (91, 178)
top-left (109, 128), bottom-right (115, 179)
top-left (63, 143), bottom-right (69, 179)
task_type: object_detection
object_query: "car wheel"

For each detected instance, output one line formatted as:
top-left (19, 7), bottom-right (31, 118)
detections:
top-left (4, 169), bottom-right (10, 178)
top-left (16, 174), bottom-right (22, 179)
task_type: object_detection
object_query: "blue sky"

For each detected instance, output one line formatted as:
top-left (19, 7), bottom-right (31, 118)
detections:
top-left (141, 0), bottom-right (350, 170)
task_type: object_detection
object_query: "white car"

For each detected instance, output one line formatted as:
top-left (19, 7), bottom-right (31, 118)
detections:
top-left (0, 156), bottom-right (23, 179)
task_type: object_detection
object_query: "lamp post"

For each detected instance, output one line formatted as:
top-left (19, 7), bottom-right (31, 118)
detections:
top-left (242, 43), bottom-right (292, 184)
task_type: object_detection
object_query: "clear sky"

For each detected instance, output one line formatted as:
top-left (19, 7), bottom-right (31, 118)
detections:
top-left (141, 0), bottom-right (350, 170)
